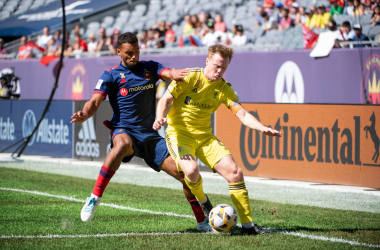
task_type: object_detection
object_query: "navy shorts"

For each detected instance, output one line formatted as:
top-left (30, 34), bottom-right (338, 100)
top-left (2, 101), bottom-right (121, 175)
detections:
top-left (110, 128), bottom-right (169, 172)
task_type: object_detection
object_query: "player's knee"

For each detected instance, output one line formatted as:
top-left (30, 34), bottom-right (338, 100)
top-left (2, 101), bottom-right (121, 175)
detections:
top-left (113, 140), bottom-right (133, 156)
top-left (229, 165), bottom-right (244, 182)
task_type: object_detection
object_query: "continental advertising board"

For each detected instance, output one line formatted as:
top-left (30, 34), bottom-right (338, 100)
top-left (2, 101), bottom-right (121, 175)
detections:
top-left (0, 100), bottom-right (73, 158)
top-left (216, 104), bottom-right (380, 188)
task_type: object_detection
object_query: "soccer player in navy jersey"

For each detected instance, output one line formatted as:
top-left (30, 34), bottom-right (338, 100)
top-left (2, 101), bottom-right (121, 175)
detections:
top-left (70, 32), bottom-right (213, 232)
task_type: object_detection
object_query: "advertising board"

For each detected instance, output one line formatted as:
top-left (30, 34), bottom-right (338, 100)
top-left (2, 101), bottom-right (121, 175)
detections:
top-left (216, 104), bottom-right (380, 188)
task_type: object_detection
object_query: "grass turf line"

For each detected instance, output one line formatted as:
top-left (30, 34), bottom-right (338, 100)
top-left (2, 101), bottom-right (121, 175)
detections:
top-left (0, 167), bottom-right (379, 249)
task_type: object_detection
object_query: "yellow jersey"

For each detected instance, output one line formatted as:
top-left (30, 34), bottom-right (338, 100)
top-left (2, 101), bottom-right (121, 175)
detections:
top-left (167, 68), bottom-right (240, 134)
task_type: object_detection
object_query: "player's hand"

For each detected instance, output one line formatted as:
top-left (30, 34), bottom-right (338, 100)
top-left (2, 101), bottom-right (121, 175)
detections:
top-left (262, 127), bottom-right (282, 137)
top-left (70, 111), bottom-right (89, 124)
top-left (153, 118), bottom-right (167, 130)
top-left (169, 68), bottom-right (189, 82)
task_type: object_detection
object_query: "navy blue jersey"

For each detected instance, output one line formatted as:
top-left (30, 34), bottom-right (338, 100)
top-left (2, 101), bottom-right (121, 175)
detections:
top-left (94, 61), bottom-right (169, 131)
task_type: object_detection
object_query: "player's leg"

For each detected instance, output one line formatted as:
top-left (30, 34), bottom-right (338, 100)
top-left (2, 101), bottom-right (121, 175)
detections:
top-left (81, 131), bottom-right (134, 222)
top-left (213, 155), bottom-right (262, 235)
top-left (165, 130), bottom-right (213, 221)
top-left (159, 155), bottom-right (212, 231)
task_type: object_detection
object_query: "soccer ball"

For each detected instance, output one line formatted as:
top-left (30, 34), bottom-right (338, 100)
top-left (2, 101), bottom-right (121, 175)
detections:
top-left (209, 204), bottom-right (238, 233)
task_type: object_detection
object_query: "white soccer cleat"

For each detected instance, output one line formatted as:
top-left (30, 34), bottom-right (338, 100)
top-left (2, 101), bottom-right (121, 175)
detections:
top-left (197, 220), bottom-right (214, 232)
top-left (81, 197), bottom-right (101, 222)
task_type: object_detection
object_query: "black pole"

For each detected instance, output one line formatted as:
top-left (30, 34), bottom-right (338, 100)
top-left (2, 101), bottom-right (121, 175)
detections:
top-left (15, 0), bottom-right (67, 157)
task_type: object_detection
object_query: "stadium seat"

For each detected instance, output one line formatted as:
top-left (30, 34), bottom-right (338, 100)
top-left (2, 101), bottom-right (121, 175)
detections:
top-left (367, 25), bottom-right (380, 39)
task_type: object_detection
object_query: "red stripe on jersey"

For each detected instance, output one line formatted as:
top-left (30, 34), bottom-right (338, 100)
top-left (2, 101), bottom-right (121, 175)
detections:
top-left (93, 90), bottom-right (107, 99)
top-left (159, 68), bottom-right (170, 80)
top-left (106, 65), bottom-right (120, 72)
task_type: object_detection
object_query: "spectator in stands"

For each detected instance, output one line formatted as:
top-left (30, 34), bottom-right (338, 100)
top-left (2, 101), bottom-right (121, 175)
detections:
top-left (201, 21), bottom-right (218, 47)
top-left (45, 38), bottom-right (58, 56)
top-left (278, 7), bottom-right (294, 30)
top-left (345, 0), bottom-right (355, 15)
top-left (261, 12), bottom-right (278, 33)
top-left (371, 6), bottom-right (380, 27)
top-left (336, 21), bottom-right (355, 48)
top-left (315, 4), bottom-right (334, 29)
top-left (232, 24), bottom-right (247, 46)
top-left (37, 26), bottom-right (53, 48)
top-left (283, 0), bottom-right (298, 8)
top-left (299, 6), bottom-right (308, 24)
top-left (111, 29), bottom-right (121, 51)
top-left (337, 21), bottom-right (356, 40)
top-left (352, 24), bottom-right (370, 47)
top-left (290, 3), bottom-right (301, 24)
top-left (96, 27), bottom-right (114, 54)
top-left (304, 8), bottom-right (315, 28)
top-left (263, 0), bottom-right (275, 15)
top-left (18, 36), bottom-right (32, 60)
top-left (198, 10), bottom-right (210, 27)
top-left (165, 22), bottom-right (176, 44)
top-left (53, 30), bottom-right (62, 46)
top-left (191, 14), bottom-right (202, 34)
top-left (254, 6), bottom-right (264, 26)
top-left (87, 34), bottom-right (98, 52)
top-left (275, 3), bottom-right (284, 23)
top-left (330, 0), bottom-right (344, 15)
top-left (147, 29), bottom-right (164, 48)
top-left (0, 38), bottom-right (9, 56)
top-left (361, 2), bottom-right (373, 15)
top-left (310, 5), bottom-right (317, 15)
top-left (352, 0), bottom-right (363, 16)
top-left (74, 34), bottom-right (88, 52)
top-left (183, 14), bottom-right (193, 36)
top-left (214, 14), bottom-right (226, 32)
top-left (70, 25), bottom-right (83, 42)
top-left (138, 29), bottom-right (148, 49)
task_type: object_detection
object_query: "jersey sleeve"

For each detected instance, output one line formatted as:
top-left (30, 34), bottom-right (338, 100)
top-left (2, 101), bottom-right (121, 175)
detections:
top-left (149, 60), bottom-right (170, 80)
top-left (223, 85), bottom-right (243, 115)
top-left (93, 71), bottom-right (113, 99)
top-left (167, 73), bottom-right (192, 99)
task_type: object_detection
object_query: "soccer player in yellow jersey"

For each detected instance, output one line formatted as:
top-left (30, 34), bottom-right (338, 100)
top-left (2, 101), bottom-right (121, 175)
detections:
top-left (153, 44), bottom-right (282, 235)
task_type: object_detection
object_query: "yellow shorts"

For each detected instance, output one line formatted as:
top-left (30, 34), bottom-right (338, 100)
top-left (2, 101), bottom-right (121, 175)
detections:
top-left (165, 126), bottom-right (231, 173)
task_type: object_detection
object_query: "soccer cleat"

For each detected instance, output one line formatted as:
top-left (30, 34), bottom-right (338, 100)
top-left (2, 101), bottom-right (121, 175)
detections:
top-left (197, 220), bottom-right (213, 232)
top-left (199, 195), bottom-right (213, 220)
top-left (240, 224), bottom-right (268, 235)
top-left (81, 197), bottom-right (101, 222)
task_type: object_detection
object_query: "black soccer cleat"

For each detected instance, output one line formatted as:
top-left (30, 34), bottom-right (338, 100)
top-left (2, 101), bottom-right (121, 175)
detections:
top-left (200, 195), bottom-right (213, 220)
top-left (240, 224), bottom-right (267, 235)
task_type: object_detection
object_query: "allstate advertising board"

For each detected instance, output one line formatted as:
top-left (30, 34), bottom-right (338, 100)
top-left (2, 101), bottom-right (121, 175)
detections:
top-left (0, 100), bottom-right (73, 158)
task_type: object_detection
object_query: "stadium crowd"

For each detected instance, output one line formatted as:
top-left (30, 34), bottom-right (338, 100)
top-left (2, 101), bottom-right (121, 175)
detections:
top-left (0, 0), bottom-right (376, 59)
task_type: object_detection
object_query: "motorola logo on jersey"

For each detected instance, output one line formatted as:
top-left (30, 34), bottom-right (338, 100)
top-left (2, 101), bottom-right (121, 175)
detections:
top-left (128, 83), bottom-right (154, 93)
top-left (22, 110), bottom-right (36, 146)
top-left (75, 117), bottom-right (100, 157)
top-left (0, 117), bottom-right (15, 141)
top-left (120, 88), bottom-right (128, 96)
top-left (274, 61), bottom-right (304, 103)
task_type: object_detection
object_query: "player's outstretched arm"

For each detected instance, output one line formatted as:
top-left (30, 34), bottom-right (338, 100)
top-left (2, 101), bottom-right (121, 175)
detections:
top-left (236, 108), bottom-right (282, 137)
top-left (70, 94), bottom-right (104, 124)
top-left (153, 90), bottom-right (175, 130)
top-left (161, 68), bottom-right (189, 82)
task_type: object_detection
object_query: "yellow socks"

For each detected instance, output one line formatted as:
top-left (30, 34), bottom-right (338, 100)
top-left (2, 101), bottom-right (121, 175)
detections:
top-left (184, 175), bottom-right (207, 203)
top-left (229, 181), bottom-right (253, 224)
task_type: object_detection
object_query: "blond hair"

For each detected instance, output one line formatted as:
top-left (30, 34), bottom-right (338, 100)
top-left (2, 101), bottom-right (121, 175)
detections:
top-left (207, 44), bottom-right (234, 62)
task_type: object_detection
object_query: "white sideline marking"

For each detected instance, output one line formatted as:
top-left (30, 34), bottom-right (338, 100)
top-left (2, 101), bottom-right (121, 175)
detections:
top-left (0, 232), bottom-right (200, 239)
top-left (1, 187), bottom-right (380, 248)
top-left (0, 188), bottom-right (194, 219)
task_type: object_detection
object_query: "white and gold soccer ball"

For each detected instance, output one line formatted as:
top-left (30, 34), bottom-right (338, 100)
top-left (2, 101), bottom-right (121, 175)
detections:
top-left (209, 204), bottom-right (238, 233)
